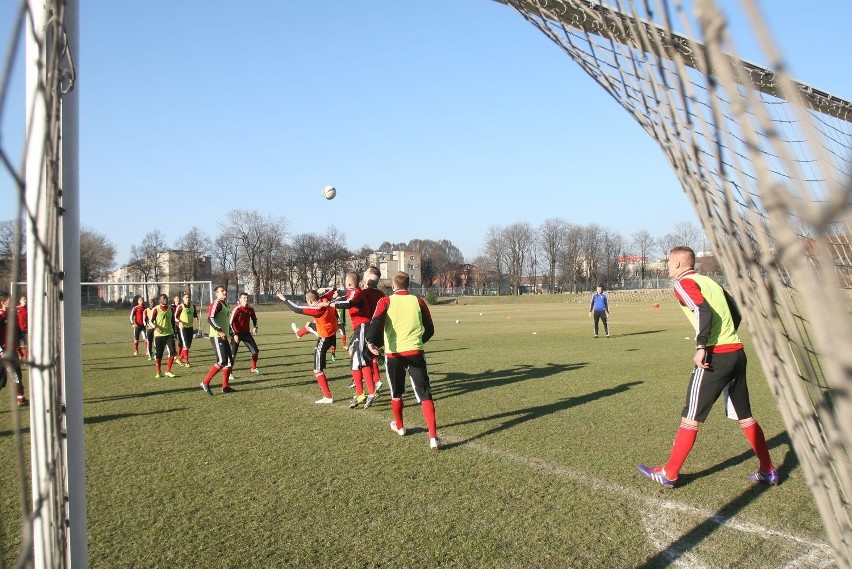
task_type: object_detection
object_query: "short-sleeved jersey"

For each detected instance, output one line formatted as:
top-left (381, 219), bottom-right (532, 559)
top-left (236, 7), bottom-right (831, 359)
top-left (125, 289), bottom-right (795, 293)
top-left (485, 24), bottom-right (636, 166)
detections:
top-left (230, 305), bottom-right (257, 334)
top-left (130, 304), bottom-right (146, 327)
top-left (15, 305), bottom-right (27, 332)
top-left (151, 305), bottom-right (175, 337)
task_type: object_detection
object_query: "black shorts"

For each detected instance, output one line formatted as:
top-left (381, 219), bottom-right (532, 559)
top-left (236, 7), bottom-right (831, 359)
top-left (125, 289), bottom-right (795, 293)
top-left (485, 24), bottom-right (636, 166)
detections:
top-left (154, 335), bottom-right (176, 359)
top-left (178, 327), bottom-right (195, 349)
top-left (232, 332), bottom-right (259, 356)
top-left (386, 353), bottom-right (432, 402)
top-left (209, 335), bottom-right (233, 368)
top-left (313, 336), bottom-right (336, 372)
top-left (132, 325), bottom-right (146, 342)
top-left (349, 324), bottom-right (371, 370)
top-left (681, 349), bottom-right (752, 422)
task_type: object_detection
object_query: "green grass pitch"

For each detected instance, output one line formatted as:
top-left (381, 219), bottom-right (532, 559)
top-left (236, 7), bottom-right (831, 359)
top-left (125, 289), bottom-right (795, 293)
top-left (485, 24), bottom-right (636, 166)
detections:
top-left (0, 297), bottom-right (834, 567)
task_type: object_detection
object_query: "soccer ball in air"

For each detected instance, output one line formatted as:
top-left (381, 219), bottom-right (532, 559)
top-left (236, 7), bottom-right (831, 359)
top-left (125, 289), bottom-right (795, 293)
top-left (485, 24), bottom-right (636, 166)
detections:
top-left (322, 185), bottom-right (337, 200)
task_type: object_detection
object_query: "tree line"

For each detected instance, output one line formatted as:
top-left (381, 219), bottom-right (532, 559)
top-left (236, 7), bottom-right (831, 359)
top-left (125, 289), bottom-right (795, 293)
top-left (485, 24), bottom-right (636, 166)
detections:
top-left (0, 214), bottom-right (705, 295)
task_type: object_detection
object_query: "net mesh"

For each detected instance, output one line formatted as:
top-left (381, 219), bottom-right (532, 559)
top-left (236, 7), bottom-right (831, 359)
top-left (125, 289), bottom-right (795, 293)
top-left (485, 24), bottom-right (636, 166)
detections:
top-left (2, 0), bottom-right (78, 566)
top-left (497, 0), bottom-right (851, 562)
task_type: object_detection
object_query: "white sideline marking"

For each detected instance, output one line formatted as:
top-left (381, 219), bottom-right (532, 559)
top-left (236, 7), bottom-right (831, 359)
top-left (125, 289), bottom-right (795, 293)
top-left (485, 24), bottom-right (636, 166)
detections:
top-left (289, 391), bottom-right (836, 567)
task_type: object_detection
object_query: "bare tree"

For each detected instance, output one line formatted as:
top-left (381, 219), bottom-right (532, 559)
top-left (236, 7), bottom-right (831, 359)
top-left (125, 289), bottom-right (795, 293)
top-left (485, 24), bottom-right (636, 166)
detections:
top-left (224, 209), bottom-right (289, 296)
top-left (504, 222), bottom-right (535, 295)
top-left (539, 218), bottom-right (569, 293)
top-left (658, 232), bottom-right (682, 260)
top-left (290, 233), bottom-right (329, 291)
top-left (129, 229), bottom-right (167, 295)
top-left (211, 232), bottom-right (240, 292)
top-left (482, 225), bottom-right (508, 295)
top-left (174, 227), bottom-right (211, 281)
top-left (0, 219), bottom-right (25, 292)
top-left (558, 224), bottom-right (583, 293)
top-left (0, 219), bottom-right (25, 259)
top-left (471, 253), bottom-right (499, 295)
top-left (600, 229), bottom-right (624, 286)
top-left (579, 224), bottom-right (604, 288)
top-left (630, 230), bottom-right (657, 287)
top-left (318, 226), bottom-right (350, 289)
top-left (673, 221), bottom-right (703, 252)
top-left (407, 238), bottom-right (464, 288)
top-left (80, 227), bottom-right (117, 282)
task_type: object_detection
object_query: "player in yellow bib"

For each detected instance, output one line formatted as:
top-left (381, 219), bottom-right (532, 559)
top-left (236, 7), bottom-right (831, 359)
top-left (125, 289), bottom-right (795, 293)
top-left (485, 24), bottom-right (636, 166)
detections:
top-left (150, 294), bottom-right (177, 378)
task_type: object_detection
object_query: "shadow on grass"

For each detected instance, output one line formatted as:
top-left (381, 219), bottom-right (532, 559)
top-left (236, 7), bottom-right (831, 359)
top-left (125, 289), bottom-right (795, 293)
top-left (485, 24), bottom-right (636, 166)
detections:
top-left (637, 447), bottom-right (797, 569)
top-left (675, 432), bottom-right (795, 486)
top-left (443, 381), bottom-right (642, 447)
top-left (84, 408), bottom-right (188, 425)
top-left (434, 362), bottom-right (587, 401)
top-left (84, 375), bottom-right (283, 403)
top-left (615, 329), bottom-right (668, 337)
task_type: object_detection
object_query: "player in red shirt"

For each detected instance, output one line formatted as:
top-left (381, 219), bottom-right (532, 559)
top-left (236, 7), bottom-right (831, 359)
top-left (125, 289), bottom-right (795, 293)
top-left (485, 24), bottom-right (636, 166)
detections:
top-left (361, 266), bottom-right (386, 392)
top-left (230, 292), bottom-right (261, 375)
top-left (0, 292), bottom-right (27, 406)
top-left (129, 295), bottom-right (147, 355)
top-left (332, 272), bottom-right (380, 409)
top-left (281, 289), bottom-right (338, 404)
top-left (15, 295), bottom-right (28, 361)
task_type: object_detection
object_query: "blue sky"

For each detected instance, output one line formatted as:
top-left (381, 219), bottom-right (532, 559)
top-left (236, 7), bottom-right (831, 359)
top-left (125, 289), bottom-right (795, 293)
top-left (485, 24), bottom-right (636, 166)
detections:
top-left (1, 1), bottom-right (850, 265)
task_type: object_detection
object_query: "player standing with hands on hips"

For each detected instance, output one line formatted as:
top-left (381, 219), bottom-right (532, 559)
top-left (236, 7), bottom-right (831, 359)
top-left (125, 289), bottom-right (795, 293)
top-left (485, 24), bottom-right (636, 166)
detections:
top-left (637, 246), bottom-right (777, 488)
top-left (589, 284), bottom-right (610, 338)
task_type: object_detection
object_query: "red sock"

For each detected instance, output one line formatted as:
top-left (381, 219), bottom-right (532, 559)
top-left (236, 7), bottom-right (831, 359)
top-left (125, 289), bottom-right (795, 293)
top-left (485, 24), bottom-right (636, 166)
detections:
top-left (180, 349), bottom-right (188, 363)
top-left (740, 418), bottom-right (774, 472)
top-left (342, 334), bottom-right (347, 348)
top-left (166, 356), bottom-right (174, 372)
top-left (251, 355), bottom-right (258, 370)
top-left (203, 364), bottom-right (221, 385)
top-left (362, 366), bottom-right (375, 394)
top-left (391, 398), bottom-right (404, 429)
top-left (155, 360), bottom-right (162, 374)
top-left (315, 372), bottom-right (332, 398)
top-left (421, 399), bottom-right (438, 438)
top-left (296, 326), bottom-right (307, 338)
top-left (372, 359), bottom-right (380, 383)
top-left (664, 422), bottom-right (699, 479)
top-left (351, 369), bottom-right (364, 396)
top-left (133, 341), bottom-right (138, 352)
top-left (222, 368), bottom-right (231, 389)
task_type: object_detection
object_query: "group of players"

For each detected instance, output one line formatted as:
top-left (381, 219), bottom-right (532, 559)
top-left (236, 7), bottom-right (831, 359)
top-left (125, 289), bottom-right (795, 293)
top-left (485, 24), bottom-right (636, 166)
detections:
top-left (0, 293), bottom-right (28, 406)
top-left (121, 246), bottom-right (782, 475)
top-left (129, 290), bottom-right (260, 384)
top-left (280, 266), bottom-right (441, 449)
top-left (127, 266), bottom-right (442, 449)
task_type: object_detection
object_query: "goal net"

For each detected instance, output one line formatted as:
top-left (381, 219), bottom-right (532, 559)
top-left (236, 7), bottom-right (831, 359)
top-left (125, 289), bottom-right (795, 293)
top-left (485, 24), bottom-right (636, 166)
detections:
top-left (2, 1), bottom-right (84, 567)
top-left (80, 281), bottom-right (213, 311)
top-left (496, 0), bottom-right (851, 563)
